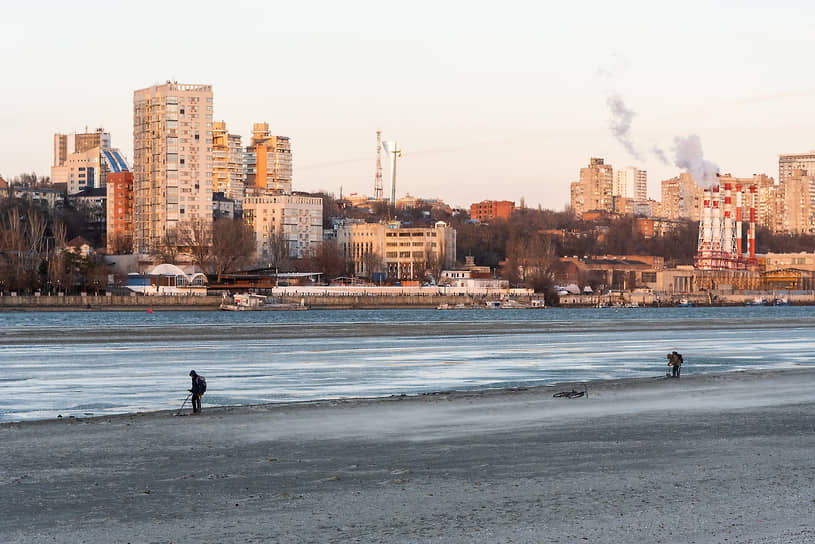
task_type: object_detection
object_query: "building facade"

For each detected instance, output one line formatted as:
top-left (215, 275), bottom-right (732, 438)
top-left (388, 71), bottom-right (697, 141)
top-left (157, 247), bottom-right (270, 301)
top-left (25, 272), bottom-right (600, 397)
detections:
top-left (779, 151), bottom-right (815, 185)
top-left (613, 166), bottom-right (647, 201)
top-left (133, 82), bottom-right (214, 254)
top-left (244, 122), bottom-right (292, 194)
top-left (576, 158), bottom-right (614, 214)
top-left (242, 194), bottom-right (323, 262)
top-left (337, 221), bottom-right (456, 281)
top-left (106, 171), bottom-right (134, 254)
top-left (660, 173), bottom-right (701, 221)
top-left (53, 128), bottom-right (110, 168)
top-left (469, 200), bottom-right (515, 222)
top-left (212, 121), bottom-right (244, 202)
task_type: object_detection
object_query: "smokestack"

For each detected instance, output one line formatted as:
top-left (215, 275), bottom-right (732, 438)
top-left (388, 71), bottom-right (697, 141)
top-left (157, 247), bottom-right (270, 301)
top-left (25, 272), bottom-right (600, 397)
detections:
top-left (735, 184), bottom-right (743, 260)
top-left (711, 185), bottom-right (722, 268)
top-left (697, 187), bottom-right (713, 269)
top-left (748, 185), bottom-right (757, 260)
top-left (723, 183), bottom-right (733, 268)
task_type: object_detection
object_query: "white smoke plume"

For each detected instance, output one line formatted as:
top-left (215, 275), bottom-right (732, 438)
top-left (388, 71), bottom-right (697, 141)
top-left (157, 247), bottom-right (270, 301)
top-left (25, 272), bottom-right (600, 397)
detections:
top-left (651, 146), bottom-right (669, 165)
top-left (606, 93), bottom-right (642, 161)
top-left (673, 135), bottom-right (719, 187)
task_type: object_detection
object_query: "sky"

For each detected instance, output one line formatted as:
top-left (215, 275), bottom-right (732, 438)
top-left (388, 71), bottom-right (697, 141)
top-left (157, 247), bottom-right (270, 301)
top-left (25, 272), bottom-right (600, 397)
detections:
top-left (2, 0), bottom-right (815, 209)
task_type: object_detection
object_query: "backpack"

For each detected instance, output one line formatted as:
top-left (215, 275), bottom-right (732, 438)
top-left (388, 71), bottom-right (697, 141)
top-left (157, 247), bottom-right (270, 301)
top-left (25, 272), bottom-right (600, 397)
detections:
top-left (198, 375), bottom-right (207, 394)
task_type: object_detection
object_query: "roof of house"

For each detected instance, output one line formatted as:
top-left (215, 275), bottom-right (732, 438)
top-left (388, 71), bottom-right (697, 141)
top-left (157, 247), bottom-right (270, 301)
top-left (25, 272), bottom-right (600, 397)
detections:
top-left (67, 236), bottom-right (92, 247)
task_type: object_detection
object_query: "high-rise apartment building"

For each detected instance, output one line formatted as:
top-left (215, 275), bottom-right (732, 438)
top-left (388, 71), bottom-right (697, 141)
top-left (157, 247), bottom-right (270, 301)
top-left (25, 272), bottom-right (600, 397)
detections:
top-left (244, 123), bottom-right (292, 194)
top-left (779, 151), bottom-right (815, 184)
top-left (106, 171), bottom-right (134, 254)
top-left (569, 181), bottom-right (584, 217)
top-left (778, 169), bottom-right (814, 234)
top-left (660, 173), bottom-right (702, 221)
top-left (53, 128), bottom-right (110, 167)
top-left (133, 82), bottom-right (214, 254)
top-left (576, 158), bottom-right (614, 215)
top-left (51, 128), bottom-right (128, 194)
top-left (613, 166), bottom-right (647, 201)
top-left (212, 121), bottom-right (244, 202)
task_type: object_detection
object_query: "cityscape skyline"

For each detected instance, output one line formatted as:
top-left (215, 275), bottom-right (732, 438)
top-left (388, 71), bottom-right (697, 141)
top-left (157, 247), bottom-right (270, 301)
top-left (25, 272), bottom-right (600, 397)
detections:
top-left (3, 1), bottom-right (815, 209)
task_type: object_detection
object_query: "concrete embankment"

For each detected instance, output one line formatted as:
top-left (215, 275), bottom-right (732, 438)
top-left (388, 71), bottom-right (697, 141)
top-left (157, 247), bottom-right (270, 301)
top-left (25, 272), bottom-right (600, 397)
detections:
top-left (0, 295), bottom-right (223, 311)
top-left (0, 294), bottom-right (525, 311)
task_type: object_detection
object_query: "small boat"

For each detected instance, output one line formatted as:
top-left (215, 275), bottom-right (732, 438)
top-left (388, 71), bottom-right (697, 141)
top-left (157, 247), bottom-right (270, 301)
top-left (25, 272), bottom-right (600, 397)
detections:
top-left (436, 303), bottom-right (450, 310)
top-left (772, 296), bottom-right (790, 306)
top-left (221, 293), bottom-right (309, 311)
top-left (745, 297), bottom-right (766, 306)
top-left (676, 298), bottom-right (693, 307)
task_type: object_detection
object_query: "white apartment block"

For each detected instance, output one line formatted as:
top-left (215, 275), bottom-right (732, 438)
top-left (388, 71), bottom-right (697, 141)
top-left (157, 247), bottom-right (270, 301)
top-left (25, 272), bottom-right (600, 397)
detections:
top-left (133, 82), bottom-right (214, 254)
top-left (337, 221), bottom-right (456, 280)
top-left (613, 166), bottom-right (647, 201)
top-left (243, 194), bottom-right (323, 263)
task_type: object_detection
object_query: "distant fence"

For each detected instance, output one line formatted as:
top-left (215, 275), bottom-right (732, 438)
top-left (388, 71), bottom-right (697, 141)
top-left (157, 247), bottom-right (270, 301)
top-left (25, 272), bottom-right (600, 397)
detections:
top-left (269, 286), bottom-right (534, 297)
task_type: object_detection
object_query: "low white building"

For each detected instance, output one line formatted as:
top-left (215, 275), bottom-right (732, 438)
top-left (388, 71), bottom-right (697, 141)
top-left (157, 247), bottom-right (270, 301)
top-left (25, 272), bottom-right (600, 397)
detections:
top-left (126, 263), bottom-right (208, 295)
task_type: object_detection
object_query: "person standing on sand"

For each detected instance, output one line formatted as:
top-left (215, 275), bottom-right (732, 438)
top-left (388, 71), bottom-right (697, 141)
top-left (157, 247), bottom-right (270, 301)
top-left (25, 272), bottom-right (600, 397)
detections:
top-left (189, 370), bottom-right (206, 414)
top-left (667, 351), bottom-right (683, 378)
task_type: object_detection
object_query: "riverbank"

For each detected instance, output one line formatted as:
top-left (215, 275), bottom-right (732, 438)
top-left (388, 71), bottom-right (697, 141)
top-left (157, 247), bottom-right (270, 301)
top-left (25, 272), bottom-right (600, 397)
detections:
top-left (3, 368), bottom-right (814, 543)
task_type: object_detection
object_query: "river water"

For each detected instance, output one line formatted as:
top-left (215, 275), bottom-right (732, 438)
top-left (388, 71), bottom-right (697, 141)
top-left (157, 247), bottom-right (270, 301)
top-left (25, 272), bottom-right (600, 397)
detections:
top-left (1, 306), bottom-right (813, 422)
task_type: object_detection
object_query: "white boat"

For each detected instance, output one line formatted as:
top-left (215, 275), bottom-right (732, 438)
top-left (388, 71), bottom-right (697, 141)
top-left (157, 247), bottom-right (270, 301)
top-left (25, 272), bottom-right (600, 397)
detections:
top-left (221, 293), bottom-right (308, 311)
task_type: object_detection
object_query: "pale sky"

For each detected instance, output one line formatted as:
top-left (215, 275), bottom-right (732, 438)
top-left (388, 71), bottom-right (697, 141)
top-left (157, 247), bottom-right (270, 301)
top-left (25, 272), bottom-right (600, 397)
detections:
top-left (2, 0), bottom-right (815, 209)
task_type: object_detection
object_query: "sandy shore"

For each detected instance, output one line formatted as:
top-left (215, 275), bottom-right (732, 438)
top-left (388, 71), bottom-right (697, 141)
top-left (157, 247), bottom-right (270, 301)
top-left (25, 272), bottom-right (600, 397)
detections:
top-left (3, 369), bottom-right (815, 543)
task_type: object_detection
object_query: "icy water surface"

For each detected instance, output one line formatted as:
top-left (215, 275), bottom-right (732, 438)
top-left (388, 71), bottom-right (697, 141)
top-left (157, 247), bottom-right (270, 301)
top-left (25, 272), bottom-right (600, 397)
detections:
top-left (1, 306), bottom-right (814, 422)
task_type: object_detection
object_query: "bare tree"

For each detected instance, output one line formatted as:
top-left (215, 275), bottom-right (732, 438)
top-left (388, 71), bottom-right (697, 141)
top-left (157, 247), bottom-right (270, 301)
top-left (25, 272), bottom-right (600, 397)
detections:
top-left (361, 250), bottom-right (383, 281)
top-left (176, 217), bottom-right (213, 273)
top-left (301, 240), bottom-right (345, 280)
top-left (425, 243), bottom-right (447, 283)
top-left (210, 218), bottom-right (256, 281)
top-left (150, 229), bottom-right (181, 264)
top-left (264, 227), bottom-right (291, 272)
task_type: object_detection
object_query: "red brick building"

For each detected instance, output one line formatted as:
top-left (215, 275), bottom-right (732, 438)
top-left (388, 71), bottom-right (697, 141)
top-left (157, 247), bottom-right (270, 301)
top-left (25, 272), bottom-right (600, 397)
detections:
top-left (469, 200), bottom-right (515, 222)
top-left (106, 171), bottom-right (134, 254)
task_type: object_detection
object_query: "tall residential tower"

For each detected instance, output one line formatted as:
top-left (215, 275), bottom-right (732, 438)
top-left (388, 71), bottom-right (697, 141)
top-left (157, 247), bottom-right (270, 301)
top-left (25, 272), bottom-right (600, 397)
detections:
top-left (133, 82), bottom-right (214, 254)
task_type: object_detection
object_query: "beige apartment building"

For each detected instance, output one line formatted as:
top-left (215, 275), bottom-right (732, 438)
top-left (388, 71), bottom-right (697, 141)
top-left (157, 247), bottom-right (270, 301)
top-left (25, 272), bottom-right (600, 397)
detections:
top-left (53, 128), bottom-right (110, 167)
top-left (244, 123), bottom-right (292, 195)
top-left (133, 82), bottom-right (214, 254)
top-left (777, 170), bottom-right (814, 233)
top-left (779, 151), bottom-right (815, 184)
top-left (337, 221), bottom-right (456, 280)
top-left (660, 173), bottom-right (701, 221)
top-left (574, 158), bottom-right (614, 215)
top-left (212, 121), bottom-right (243, 202)
top-left (242, 194), bottom-right (323, 263)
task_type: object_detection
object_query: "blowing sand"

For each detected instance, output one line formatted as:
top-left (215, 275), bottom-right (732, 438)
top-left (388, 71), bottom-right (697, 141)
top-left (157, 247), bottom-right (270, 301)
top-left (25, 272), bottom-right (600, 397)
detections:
top-left (2, 369), bottom-right (815, 543)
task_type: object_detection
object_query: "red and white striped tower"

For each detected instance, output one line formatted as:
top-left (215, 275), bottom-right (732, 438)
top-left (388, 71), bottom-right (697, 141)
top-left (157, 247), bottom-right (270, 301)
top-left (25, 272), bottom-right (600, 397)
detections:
top-left (696, 187), bottom-right (713, 269)
top-left (748, 184), bottom-right (757, 261)
top-left (722, 183), bottom-right (735, 268)
top-left (711, 185), bottom-right (722, 268)
top-left (735, 184), bottom-right (743, 266)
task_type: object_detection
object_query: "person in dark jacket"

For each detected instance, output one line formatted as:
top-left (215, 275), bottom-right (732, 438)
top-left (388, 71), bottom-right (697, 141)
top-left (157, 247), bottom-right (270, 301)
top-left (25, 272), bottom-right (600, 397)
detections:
top-left (667, 351), bottom-right (683, 378)
top-left (189, 370), bottom-right (205, 414)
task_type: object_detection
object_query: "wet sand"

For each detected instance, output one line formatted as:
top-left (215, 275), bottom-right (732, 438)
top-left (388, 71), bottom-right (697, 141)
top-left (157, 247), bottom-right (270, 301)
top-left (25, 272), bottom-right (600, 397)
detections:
top-left (2, 369), bottom-right (815, 543)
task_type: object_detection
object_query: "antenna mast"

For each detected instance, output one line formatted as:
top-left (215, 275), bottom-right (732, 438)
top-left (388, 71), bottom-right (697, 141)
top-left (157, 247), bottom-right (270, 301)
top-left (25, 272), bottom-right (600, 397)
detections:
top-left (374, 130), bottom-right (384, 201)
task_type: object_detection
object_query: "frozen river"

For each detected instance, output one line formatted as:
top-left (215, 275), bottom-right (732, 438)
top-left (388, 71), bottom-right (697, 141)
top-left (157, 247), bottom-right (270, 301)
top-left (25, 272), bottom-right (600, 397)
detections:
top-left (1, 306), bottom-right (814, 422)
